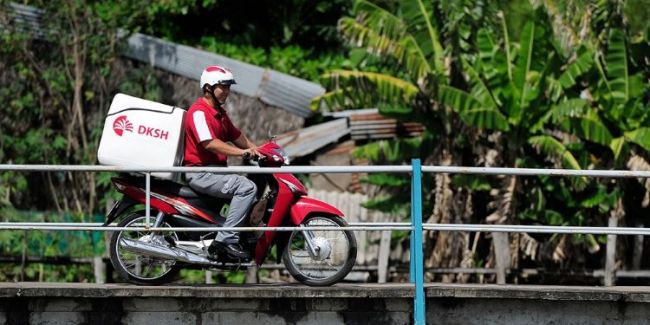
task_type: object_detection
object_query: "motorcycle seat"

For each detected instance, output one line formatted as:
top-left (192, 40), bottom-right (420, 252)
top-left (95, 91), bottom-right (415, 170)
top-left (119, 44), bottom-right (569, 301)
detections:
top-left (178, 186), bottom-right (200, 198)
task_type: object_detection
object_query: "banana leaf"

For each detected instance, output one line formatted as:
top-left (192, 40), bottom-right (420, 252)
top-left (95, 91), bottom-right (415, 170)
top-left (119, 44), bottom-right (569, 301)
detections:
top-left (605, 29), bottom-right (629, 103)
top-left (570, 111), bottom-right (613, 146)
top-left (624, 127), bottom-right (650, 151)
top-left (439, 85), bottom-right (509, 131)
top-left (511, 22), bottom-right (536, 125)
top-left (529, 135), bottom-right (588, 189)
top-left (399, 0), bottom-right (444, 75)
top-left (559, 50), bottom-right (594, 89)
top-left (338, 17), bottom-right (431, 81)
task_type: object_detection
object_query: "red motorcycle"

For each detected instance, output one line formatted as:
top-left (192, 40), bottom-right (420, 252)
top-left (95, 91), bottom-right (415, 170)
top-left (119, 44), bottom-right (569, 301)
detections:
top-left (104, 141), bottom-right (357, 286)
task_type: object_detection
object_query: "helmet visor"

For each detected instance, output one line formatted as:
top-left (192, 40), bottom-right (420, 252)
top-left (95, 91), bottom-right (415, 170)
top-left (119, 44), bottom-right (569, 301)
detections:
top-left (218, 79), bottom-right (237, 85)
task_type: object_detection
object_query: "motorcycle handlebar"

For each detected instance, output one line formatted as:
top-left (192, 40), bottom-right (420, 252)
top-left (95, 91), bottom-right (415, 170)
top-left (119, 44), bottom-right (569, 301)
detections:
top-left (243, 152), bottom-right (265, 162)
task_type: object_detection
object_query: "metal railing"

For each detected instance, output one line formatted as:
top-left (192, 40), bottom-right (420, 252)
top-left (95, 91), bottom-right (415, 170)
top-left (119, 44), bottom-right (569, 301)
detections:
top-left (2, 162), bottom-right (650, 325)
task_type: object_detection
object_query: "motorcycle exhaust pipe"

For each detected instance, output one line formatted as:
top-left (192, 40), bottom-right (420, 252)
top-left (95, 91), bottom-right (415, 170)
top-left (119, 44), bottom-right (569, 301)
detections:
top-left (119, 238), bottom-right (219, 266)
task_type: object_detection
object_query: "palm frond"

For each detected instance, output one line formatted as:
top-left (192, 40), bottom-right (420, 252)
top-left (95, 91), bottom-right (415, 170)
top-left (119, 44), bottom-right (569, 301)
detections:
top-left (317, 70), bottom-right (419, 112)
top-left (531, 98), bottom-right (588, 132)
top-left (463, 57), bottom-right (500, 109)
top-left (499, 11), bottom-right (514, 82)
top-left (352, 136), bottom-right (423, 163)
top-left (476, 28), bottom-right (497, 66)
top-left (511, 22), bottom-right (536, 125)
top-left (353, 0), bottom-right (409, 41)
top-left (399, 0), bottom-right (445, 75)
top-left (439, 86), bottom-right (509, 131)
top-left (310, 88), bottom-right (354, 112)
top-left (570, 110), bottom-right (613, 146)
top-left (338, 17), bottom-right (431, 82)
top-left (361, 173), bottom-right (410, 187)
top-left (606, 28), bottom-right (629, 103)
top-left (529, 135), bottom-right (588, 189)
top-left (559, 50), bottom-right (594, 89)
top-left (551, 98), bottom-right (589, 121)
top-left (610, 136), bottom-right (626, 160)
top-left (461, 108), bottom-right (510, 132)
top-left (624, 127), bottom-right (650, 152)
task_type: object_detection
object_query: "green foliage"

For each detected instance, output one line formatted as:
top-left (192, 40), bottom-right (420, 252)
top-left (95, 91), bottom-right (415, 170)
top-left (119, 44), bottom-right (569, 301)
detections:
top-left (117, 66), bottom-right (164, 102)
top-left (141, 0), bottom-right (351, 50)
top-left (326, 0), bottom-right (650, 274)
top-left (439, 85), bottom-right (509, 131)
top-left (199, 36), bottom-right (351, 82)
top-left (352, 136), bottom-right (425, 163)
top-left (451, 175), bottom-right (492, 192)
top-left (316, 70), bottom-right (419, 115)
top-left (362, 195), bottom-right (409, 215)
top-left (558, 49), bottom-right (594, 89)
top-left (0, 208), bottom-right (105, 282)
top-left (361, 174), bottom-right (410, 187)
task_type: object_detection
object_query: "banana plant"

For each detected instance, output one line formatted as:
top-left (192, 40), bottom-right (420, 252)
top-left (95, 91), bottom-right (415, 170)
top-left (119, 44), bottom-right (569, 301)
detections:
top-left (314, 0), bottom-right (507, 277)
top-left (312, 0), bottom-right (457, 206)
top-left (312, 0), bottom-right (445, 126)
top-left (595, 29), bottom-right (650, 161)
top-left (438, 13), bottom-right (594, 224)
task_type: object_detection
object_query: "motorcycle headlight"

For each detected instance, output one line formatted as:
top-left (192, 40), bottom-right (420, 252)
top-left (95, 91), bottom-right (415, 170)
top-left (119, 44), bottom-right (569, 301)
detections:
top-left (276, 148), bottom-right (290, 165)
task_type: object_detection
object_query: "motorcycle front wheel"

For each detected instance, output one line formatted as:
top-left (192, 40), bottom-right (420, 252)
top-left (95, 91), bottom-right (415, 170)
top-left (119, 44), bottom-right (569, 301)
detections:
top-left (283, 214), bottom-right (357, 286)
top-left (109, 211), bottom-right (180, 285)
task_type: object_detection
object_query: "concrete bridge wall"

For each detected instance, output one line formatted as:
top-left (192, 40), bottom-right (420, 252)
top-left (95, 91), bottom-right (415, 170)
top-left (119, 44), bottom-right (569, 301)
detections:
top-left (2, 283), bottom-right (650, 324)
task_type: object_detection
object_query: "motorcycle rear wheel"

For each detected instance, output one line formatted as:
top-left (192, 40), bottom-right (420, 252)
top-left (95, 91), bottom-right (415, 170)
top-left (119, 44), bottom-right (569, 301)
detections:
top-left (109, 211), bottom-right (180, 285)
top-left (282, 214), bottom-right (357, 286)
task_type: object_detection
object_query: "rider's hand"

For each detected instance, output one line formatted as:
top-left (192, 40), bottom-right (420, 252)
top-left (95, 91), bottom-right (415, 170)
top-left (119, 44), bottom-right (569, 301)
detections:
top-left (250, 145), bottom-right (262, 158)
top-left (241, 148), bottom-right (256, 160)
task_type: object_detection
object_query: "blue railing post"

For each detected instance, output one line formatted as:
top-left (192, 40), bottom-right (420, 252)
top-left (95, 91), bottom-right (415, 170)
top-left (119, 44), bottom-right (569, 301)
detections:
top-left (411, 159), bottom-right (426, 324)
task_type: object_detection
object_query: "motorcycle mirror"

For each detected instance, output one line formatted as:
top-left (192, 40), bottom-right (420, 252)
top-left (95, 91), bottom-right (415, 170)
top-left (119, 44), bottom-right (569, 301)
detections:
top-left (267, 130), bottom-right (277, 142)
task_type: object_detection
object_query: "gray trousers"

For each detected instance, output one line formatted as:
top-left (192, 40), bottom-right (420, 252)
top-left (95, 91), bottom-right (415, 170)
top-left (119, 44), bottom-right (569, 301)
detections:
top-left (186, 172), bottom-right (257, 244)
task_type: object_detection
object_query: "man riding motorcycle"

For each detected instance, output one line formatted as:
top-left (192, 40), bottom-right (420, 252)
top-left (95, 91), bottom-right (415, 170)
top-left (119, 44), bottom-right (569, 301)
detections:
top-left (183, 65), bottom-right (259, 260)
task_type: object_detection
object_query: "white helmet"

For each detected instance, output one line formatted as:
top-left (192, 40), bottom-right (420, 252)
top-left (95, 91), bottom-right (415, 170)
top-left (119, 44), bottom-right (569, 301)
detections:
top-left (200, 65), bottom-right (236, 90)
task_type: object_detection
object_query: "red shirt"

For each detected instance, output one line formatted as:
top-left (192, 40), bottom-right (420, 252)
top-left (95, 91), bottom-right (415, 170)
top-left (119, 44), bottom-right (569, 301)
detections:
top-left (183, 98), bottom-right (242, 166)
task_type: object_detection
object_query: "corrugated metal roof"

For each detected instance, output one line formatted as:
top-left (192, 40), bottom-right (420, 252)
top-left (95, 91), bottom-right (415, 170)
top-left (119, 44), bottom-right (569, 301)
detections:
top-left (125, 34), bottom-right (324, 118)
top-left (333, 109), bottom-right (425, 140)
top-left (6, 3), bottom-right (324, 118)
top-left (275, 119), bottom-right (349, 158)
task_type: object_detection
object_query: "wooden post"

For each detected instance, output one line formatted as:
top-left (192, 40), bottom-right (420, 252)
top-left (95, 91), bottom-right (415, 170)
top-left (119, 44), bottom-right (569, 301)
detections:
top-left (205, 270), bottom-right (214, 284)
top-left (604, 216), bottom-right (618, 286)
top-left (377, 230), bottom-right (391, 283)
top-left (493, 232), bottom-right (510, 284)
top-left (93, 256), bottom-right (106, 284)
top-left (246, 265), bottom-right (257, 284)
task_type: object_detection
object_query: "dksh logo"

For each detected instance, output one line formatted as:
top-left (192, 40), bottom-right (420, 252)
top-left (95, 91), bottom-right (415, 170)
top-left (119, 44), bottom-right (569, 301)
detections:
top-left (112, 115), bottom-right (170, 140)
top-left (112, 115), bottom-right (133, 136)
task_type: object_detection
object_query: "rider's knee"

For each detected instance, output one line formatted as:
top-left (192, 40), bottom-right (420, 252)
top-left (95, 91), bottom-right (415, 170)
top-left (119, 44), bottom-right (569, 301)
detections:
top-left (238, 179), bottom-right (256, 195)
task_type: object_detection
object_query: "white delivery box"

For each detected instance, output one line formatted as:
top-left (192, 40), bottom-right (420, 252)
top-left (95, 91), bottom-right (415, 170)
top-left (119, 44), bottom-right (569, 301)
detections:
top-left (97, 93), bottom-right (186, 180)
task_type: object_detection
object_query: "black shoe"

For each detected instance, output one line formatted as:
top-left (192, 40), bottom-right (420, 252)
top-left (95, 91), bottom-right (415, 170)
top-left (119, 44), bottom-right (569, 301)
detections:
top-left (209, 241), bottom-right (250, 260)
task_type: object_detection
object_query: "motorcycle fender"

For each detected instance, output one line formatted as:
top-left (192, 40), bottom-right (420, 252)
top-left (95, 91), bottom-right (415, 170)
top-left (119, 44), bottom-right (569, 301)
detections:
top-left (102, 197), bottom-right (138, 226)
top-left (289, 196), bottom-right (344, 225)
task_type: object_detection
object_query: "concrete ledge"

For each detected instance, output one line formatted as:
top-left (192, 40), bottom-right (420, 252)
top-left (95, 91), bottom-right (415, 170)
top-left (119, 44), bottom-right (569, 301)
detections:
top-left (2, 282), bottom-right (650, 302)
top-left (2, 283), bottom-right (650, 324)
top-left (0, 283), bottom-right (414, 299)
top-left (426, 283), bottom-right (650, 303)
